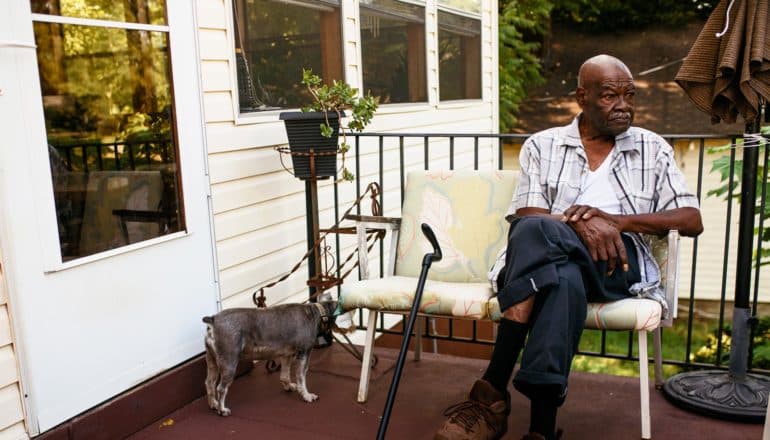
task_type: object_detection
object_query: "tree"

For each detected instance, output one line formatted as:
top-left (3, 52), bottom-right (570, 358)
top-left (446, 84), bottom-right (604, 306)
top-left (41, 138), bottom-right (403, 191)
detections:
top-left (498, 0), bottom-right (717, 132)
top-left (498, 0), bottom-right (552, 132)
top-left (551, 0), bottom-right (716, 33)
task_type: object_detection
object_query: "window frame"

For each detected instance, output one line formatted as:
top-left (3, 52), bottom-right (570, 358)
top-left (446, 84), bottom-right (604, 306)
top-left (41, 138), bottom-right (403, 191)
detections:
top-left (29, 11), bottom-right (191, 270)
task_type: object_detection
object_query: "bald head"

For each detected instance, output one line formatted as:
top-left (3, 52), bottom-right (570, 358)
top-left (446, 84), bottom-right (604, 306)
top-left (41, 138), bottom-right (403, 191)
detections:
top-left (576, 54), bottom-right (635, 138)
top-left (577, 55), bottom-right (632, 89)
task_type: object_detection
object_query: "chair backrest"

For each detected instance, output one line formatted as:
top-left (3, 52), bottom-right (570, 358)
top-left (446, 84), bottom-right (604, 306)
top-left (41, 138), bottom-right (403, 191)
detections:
top-left (394, 170), bottom-right (518, 283)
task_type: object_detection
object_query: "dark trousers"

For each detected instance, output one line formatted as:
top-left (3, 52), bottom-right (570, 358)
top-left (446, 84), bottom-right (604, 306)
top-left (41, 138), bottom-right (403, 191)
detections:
top-left (495, 216), bottom-right (640, 405)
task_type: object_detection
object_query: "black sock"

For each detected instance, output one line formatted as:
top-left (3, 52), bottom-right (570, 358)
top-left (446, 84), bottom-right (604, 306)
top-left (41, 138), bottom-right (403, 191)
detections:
top-left (529, 398), bottom-right (558, 440)
top-left (481, 318), bottom-right (528, 393)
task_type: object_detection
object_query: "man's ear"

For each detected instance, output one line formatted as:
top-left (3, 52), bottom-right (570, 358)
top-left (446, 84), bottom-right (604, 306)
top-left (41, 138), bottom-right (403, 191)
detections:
top-left (575, 87), bottom-right (586, 107)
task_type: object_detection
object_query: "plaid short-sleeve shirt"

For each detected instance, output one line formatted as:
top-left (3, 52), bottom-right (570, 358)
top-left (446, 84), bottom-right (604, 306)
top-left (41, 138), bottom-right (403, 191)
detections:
top-left (489, 116), bottom-right (699, 314)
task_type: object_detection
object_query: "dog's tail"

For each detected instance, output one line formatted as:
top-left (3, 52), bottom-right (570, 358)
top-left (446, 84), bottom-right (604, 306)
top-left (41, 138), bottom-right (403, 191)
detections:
top-left (202, 316), bottom-right (214, 324)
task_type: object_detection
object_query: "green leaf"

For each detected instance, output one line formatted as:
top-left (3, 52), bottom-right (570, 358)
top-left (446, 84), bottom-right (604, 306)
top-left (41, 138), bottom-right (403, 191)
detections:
top-left (294, 67), bottom-right (380, 183)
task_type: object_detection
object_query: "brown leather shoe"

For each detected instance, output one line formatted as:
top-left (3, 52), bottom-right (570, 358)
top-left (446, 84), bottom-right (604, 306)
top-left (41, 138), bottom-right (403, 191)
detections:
top-left (434, 379), bottom-right (510, 440)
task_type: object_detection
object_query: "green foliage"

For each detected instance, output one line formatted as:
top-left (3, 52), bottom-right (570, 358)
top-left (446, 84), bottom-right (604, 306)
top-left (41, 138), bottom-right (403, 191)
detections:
top-left (574, 312), bottom-right (713, 377)
top-left (498, 0), bottom-right (552, 132)
top-left (300, 69), bottom-right (379, 182)
top-left (693, 315), bottom-right (770, 369)
top-left (496, 0), bottom-right (716, 130)
top-left (707, 128), bottom-right (770, 265)
top-left (552, 0), bottom-right (716, 33)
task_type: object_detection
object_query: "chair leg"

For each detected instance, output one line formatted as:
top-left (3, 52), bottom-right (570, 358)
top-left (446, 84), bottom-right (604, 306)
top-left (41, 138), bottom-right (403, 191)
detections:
top-left (638, 330), bottom-right (651, 440)
top-left (357, 310), bottom-right (378, 403)
top-left (653, 327), bottom-right (664, 389)
top-left (430, 318), bottom-right (438, 353)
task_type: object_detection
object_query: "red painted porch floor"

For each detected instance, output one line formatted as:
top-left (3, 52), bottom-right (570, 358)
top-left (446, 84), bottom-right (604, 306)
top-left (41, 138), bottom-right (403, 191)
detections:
top-left (129, 343), bottom-right (762, 439)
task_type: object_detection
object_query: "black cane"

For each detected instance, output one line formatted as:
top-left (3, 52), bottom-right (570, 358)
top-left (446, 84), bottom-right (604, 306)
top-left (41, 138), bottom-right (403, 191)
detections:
top-left (376, 223), bottom-right (442, 440)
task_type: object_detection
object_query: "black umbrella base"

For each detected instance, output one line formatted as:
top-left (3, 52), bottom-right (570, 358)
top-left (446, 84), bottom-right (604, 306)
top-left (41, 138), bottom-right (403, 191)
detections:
top-left (663, 370), bottom-right (770, 422)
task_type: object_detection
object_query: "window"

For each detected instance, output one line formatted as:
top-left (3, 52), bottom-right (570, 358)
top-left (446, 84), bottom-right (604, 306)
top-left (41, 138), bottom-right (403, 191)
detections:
top-left (437, 2), bottom-right (481, 101)
top-left (233, 0), bottom-right (343, 112)
top-left (31, 0), bottom-right (184, 261)
top-left (360, 0), bottom-right (427, 104)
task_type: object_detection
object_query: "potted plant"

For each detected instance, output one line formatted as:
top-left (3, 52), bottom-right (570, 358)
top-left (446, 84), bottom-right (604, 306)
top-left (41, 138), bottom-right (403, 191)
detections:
top-left (279, 69), bottom-right (378, 181)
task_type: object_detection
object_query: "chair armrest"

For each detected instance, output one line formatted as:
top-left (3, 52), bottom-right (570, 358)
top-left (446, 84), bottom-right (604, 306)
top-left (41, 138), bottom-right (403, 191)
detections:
top-left (661, 230), bottom-right (680, 327)
top-left (344, 215), bottom-right (402, 279)
top-left (344, 214), bottom-right (401, 230)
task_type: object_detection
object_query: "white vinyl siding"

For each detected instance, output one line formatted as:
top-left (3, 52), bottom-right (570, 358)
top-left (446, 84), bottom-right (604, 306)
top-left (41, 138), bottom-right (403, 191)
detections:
top-left (197, 0), bottom-right (498, 308)
top-left (0, 261), bottom-right (27, 439)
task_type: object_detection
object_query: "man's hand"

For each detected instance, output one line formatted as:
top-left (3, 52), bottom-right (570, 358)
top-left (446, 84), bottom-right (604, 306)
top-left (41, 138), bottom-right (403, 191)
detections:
top-left (563, 205), bottom-right (628, 274)
top-left (562, 204), bottom-right (622, 226)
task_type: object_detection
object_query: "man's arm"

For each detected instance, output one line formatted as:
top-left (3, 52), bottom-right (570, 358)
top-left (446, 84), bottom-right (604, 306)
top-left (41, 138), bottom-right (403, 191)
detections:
top-left (515, 207), bottom-right (559, 219)
top-left (516, 207), bottom-right (629, 273)
top-left (561, 205), bottom-right (703, 273)
top-left (563, 205), bottom-right (703, 237)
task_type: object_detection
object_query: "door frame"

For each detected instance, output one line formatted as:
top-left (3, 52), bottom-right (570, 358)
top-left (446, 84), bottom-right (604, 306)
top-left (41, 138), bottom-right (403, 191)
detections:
top-left (0, 1), bottom-right (220, 434)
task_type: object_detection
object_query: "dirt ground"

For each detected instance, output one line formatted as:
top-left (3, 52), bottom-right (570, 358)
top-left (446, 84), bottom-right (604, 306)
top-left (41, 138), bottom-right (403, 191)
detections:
top-left (514, 20), bottom-right (747, 136)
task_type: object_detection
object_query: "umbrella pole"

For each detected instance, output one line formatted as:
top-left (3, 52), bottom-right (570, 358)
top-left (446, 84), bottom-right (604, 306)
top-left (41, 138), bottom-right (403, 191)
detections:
top-left (663, 106), bottom-right (770, 422)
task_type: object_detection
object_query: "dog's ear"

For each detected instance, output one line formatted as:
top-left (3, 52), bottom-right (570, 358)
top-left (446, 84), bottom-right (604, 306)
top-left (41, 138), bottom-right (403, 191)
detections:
top-left (325, 300), bottom-right (339, 317)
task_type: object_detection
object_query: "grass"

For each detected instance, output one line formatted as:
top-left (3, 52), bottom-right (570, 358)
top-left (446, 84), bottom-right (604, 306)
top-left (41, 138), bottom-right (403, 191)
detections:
top-left (571, 314), bottom-right (715, 378)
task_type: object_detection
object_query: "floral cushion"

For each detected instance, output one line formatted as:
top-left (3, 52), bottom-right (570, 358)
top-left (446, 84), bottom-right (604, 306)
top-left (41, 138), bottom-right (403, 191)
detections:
top-left (488, 297), bottom-right (661, 330)
top-left (341, 276), bottom-right (662, 330)
top-left (340, 276), bottom-right (493, 319)
top-left (394, 170), bottom-right (517, 283)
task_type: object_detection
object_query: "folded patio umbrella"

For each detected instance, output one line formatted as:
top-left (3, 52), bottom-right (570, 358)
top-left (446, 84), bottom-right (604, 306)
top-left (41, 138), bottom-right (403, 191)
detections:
top-left (675, 0), bottom-right (769, 124)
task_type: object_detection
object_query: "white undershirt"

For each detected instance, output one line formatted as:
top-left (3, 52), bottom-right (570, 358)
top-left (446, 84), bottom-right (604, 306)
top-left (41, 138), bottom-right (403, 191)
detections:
top-left (574, 155), bottom-right (622, 214)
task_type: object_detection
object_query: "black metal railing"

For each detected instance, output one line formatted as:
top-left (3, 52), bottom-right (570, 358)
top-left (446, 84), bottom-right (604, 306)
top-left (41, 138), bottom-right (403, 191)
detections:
top-left (49, 138), bottom-right (175, 172)
top-left (47, 137), bottom-right (179, 260)
top-left (335, 132), bottom-right (770, 375)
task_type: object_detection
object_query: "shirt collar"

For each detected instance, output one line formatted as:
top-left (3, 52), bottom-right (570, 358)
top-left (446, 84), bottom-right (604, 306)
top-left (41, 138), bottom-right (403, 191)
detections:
top-left (563, 116), bottom-right (582, 147)
top-left (564, 114), bottom-right (637, 152)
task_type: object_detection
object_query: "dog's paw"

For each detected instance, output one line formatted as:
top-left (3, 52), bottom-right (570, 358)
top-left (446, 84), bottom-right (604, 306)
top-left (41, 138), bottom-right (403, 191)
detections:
top-left (300, 392), bottom-right (318, 403)
top-left (281, 381), bottom-right (297, 392)
top-left (218, 407), bottom-right (231, 417)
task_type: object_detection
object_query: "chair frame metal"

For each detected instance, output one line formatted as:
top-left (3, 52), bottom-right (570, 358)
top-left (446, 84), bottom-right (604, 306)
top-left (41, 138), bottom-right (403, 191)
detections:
top-left (346, 211), bottom-right (680, 440)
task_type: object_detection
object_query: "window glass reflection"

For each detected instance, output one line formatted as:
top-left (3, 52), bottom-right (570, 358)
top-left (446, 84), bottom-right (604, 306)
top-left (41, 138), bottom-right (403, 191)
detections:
top-left (438, 10), bottom-right (481, 101)
top-left (34, 22), bottom-right (182, 260)
top-left (31, 0), bottom-right (167, 25)
top-left (233, 0), bottom-right (343, 112)
top-left (361, 0), bottom-right (427, 104)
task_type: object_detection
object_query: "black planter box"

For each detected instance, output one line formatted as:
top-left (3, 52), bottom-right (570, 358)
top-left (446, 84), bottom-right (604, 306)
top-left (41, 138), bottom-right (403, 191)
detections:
top-left (279, 111), bottom-right (343, 180)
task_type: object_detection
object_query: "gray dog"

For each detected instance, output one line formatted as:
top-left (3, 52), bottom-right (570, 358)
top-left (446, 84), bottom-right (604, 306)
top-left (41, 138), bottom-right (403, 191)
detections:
top-left (202, 301), bottom-right (340, 416)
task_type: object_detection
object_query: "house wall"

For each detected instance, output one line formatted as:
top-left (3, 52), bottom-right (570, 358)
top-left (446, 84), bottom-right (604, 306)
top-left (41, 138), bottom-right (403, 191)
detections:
top-left (196, 0), bottom-right (500, 309)
top-left (0, 256), bottom-right (28, 439)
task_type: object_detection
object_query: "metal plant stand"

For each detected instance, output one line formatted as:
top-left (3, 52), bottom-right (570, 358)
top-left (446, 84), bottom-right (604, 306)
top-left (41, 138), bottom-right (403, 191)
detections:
top-left (298, 148), bottom-right (338, 347)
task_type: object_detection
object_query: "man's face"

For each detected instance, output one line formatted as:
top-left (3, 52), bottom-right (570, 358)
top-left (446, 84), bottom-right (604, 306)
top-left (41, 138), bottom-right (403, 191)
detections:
top-left (577, 66), bottom-right (635, 137)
